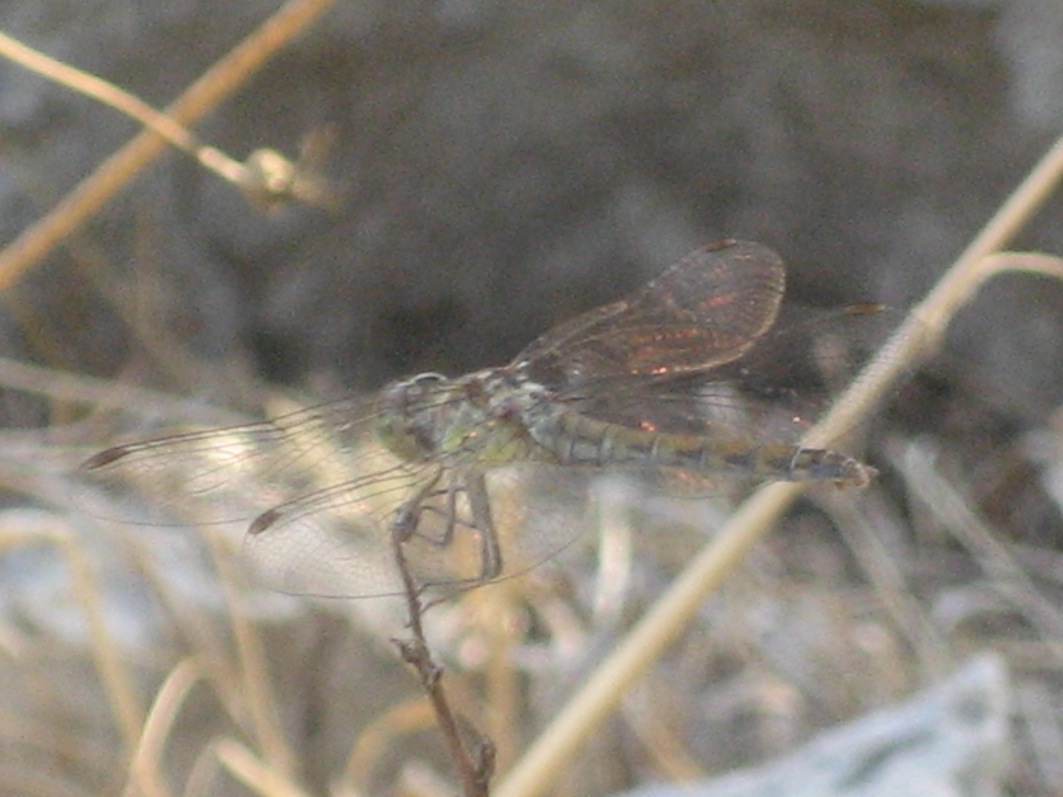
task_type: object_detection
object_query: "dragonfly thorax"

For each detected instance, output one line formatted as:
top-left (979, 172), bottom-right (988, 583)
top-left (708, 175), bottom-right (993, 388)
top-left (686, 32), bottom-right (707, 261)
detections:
top-left (375, 368), bottom-right (557, 466)
top-left (476, 369), bottom-right (551, 417)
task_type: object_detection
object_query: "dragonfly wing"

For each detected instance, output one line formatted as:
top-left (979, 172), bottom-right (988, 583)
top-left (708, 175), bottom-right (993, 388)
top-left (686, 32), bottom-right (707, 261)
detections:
top-left (77, 394), bottom-right (386, 528)
top-left (238, 457), bottom-right (442, 598)
top-left (548, 303), bottom-right (896, 441)
top-left (515, 240), bottom-right (785, 388)
top-left (243, 459), bottom-right (580, 599)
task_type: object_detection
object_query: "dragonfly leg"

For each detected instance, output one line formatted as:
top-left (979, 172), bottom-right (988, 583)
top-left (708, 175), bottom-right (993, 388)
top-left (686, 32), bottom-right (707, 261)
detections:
top-left (399, 485), bottom-right (476, 542)
top-left (461, 471), bottom-right (503, 583)
top-left (417, 472), bottom-right (503, 584)
top-left (392, 468), bottom-right (444, 542)
top-left (392, 468), bottom-right (501, 587)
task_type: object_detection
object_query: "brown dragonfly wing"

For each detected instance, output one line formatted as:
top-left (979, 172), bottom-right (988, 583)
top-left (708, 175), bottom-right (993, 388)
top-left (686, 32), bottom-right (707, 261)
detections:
top-left (515, 240), bottom-right (785, 388)
top-left (549, 302), bottom-right (896, 439)
top-left (529, 302), bottom-right (896, 498)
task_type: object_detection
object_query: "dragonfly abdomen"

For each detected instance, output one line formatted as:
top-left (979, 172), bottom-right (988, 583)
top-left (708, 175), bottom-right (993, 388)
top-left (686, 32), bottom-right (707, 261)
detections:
top-left (532, 409), bottom-right (872, 488)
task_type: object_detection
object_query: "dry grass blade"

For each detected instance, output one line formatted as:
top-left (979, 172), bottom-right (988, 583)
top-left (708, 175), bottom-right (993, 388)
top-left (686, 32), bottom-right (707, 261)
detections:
top-left (0, 30), bottom-right (335, 213)
top-left (901, 441), bottom-right (1063, 656)
top-left (494, 131), bottom-right (1063, 797)
top-left (0, 0), bottom-right (337, 292)
top-left (123, 659), bottom-right (203, 797)
top-left (827, 488), bottom-right (952, 676)
top-left (0, 355), bottom-right (246, 425)
top-left (203, 529), bottom-right (296, 784)
top-left (0, 521), bottom-right (144, 756)
top-left (212, 738), bottom-right (312, 797)
top-left (341, 697), bottom-right (438, 793)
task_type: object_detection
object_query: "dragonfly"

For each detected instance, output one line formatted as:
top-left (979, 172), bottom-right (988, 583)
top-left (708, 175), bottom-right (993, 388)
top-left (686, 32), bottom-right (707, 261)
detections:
top-left (80, 239), bottom-right (877, 600)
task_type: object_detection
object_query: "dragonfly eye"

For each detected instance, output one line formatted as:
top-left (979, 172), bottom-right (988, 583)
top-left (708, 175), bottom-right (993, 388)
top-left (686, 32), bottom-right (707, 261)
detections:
top-left (380, 372), bottom-right (446, 415)
top-left (412, 372), bottom-right (446, 386)
top-left (402, 372), bottom-right (447, 402)
top-left (377, 373), bottom-right (454, 461)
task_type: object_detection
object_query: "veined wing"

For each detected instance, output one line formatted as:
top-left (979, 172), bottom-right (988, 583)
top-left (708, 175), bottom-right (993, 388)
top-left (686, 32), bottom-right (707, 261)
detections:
top-left (544, 301), bottom-right (895, 440)
top-left (236, 402), bottom-right (569, 599)
top-left (77, 385), bottom-right (559, 598)
top-left (517, 301), bottom-right (891, 498)
top-left (515, 240), bottom-right (785, 389)
top-left (78, 393), bottom-right (406, 529)
top-left (235, 458), bottom-right (444, 599)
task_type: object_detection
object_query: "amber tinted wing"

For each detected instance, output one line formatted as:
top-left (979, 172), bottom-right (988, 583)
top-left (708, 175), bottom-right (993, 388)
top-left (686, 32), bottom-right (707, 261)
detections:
top-left (543, 302), bottom-right (895, 438)
top-left (515, 240), bottom-right (785, 389)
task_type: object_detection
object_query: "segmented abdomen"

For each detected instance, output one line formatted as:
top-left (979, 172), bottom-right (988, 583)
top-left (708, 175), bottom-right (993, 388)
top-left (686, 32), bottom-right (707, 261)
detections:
top-left (528, 408), bottom-right (872, 487)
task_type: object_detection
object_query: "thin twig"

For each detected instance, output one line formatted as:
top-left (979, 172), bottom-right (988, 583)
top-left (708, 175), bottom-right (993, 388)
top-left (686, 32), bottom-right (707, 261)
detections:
top-left (0, 0), bottom-right (337, 292)
top-left (0, 29), bottom-right (338, 211)
top-left (0, 28), bottom-right (337, 211)
top-left (392, 530), bottom-right (494, 797)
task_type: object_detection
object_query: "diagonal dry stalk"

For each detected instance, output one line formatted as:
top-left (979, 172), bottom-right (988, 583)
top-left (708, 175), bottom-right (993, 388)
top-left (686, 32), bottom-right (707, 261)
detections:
top-left (494, 130), bottom-right (1063, 797)
top-left (0, 29), bottom-right (337, 213)
top-left (0, 0), bottom-right (337, 293)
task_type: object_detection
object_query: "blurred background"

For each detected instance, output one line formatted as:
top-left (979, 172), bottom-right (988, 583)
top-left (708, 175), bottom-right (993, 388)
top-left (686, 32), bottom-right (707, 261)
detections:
top-left (1, 1), bottom-right (1063, 795)
top-left (0, 0), bottom-right (1060, 404)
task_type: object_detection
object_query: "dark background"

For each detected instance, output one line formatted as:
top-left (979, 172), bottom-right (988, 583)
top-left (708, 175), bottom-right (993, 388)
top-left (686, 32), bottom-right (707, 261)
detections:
top-left (1, 0), bottom-right (1061, 417)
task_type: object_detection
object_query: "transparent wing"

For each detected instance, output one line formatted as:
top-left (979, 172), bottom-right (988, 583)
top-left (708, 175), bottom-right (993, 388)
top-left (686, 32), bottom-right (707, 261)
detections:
top-left (78, 387), bottom-right (594, 599)
top-left (79, 395), bottom-right (391, 527)
top-left (76, 242), bottom-right (885, 600)
top-left (78, 393), bottom-right (460, 598)
top-left (233, 416), bottom-right (595, 599)
top-left (237, 456), bottom-right (441, 599)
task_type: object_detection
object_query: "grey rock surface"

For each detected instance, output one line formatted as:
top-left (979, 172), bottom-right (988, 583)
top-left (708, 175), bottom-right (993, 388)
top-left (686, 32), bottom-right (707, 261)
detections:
top-left (612, 655), bottom-right (1010, 797)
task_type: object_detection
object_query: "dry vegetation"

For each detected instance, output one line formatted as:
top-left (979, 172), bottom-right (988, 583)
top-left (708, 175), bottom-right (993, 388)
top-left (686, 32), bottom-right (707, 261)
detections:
top-left (2, 3), bottom-right (1063, 796)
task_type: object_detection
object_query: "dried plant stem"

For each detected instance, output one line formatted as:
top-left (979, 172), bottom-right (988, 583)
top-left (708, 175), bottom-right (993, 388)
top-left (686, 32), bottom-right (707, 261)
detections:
top-left (393, 532), bottom-right (494, 797)
top-left (805, 131), bottom-right (1063, 449)
top-left (0, 524), bottom-right (144, 757)
top-left (0, 355), bottom-right (247, 425)
top-left (123, 659), bottom-right (203, 797)
top-left (495, 131), bottom-right (1063, 797)
top-left (343, 697), bottom-right (439, 791)
top-left (476, 583), bottom-right (524, 774)
top-left (205, 531), bottom-right (297, 785)
top-left (213, 738), bottom-right (312, 797)
top-left (0, 0), bottom-right (337, 293)
top-left (0, 30), bottom-right (206, 159)
top-left (901, 440), bottom-right (1063, 652)
top-left (0, 29), bottom-right (336, 213)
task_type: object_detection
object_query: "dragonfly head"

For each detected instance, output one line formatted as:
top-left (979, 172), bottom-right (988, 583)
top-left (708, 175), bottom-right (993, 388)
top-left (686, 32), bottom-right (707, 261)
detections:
top-left (376, 372), bottom-right (453, 462)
